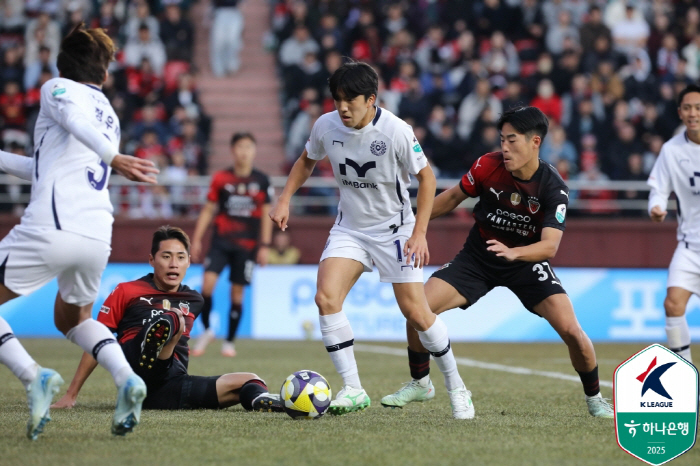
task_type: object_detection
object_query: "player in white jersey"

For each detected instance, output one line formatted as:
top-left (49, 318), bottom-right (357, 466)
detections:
top-left (648, 84), bottom-right (700, 363)
top-left (270, 61), bottom-right (472, 419)
top-left (0, 25), bottom-right (158, 439)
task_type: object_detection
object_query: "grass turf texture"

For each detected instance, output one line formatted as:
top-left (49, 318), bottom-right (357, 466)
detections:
top-left (1, 339), bottom-right (698, 466)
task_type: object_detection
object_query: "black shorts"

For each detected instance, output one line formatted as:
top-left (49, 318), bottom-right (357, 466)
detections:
top-left (121, 337), bottom-right (220, 410)
top-left (431, 243), bottom-right (567, 315)
top-left (204, 237), bottom-right (255, 284)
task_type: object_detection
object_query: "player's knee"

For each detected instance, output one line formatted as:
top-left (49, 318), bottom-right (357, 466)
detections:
top-left (664, 296), bottom-right (686, 317)
top-left (404, 308), bottom-right (432, 332)
top-left (314, 291), bottom-right (339, 314)
top-left (559, 323), bottom-right (584, 347)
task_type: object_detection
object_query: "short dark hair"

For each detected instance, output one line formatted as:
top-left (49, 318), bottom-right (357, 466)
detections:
top-left (57, 23), bottom-right (115, 85)
top-left (678, 84), bottom-right (700, 107)
top-left (497, 106), bottom-right (549, 140)
top-left (231, 131), bottom-right (256, 146)
top-left (151, 225), bottom-right (190, 256)
top-left (328, 60), bottom-right (378, 101)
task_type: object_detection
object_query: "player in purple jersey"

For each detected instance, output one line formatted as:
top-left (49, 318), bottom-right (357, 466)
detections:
top-left (381, 107), bottom-right (613, 418)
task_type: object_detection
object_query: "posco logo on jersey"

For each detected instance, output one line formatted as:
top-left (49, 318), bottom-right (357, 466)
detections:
top-left (494, 208), bottom-right (531, 223)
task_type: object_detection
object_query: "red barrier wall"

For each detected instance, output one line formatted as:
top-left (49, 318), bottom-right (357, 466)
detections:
top-left (0, 215), bottom-right (678, 268)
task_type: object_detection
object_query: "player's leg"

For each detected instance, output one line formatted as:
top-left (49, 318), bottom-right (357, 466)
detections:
top-left (533, 294), bottom-right (612, 418)
top-left (222, 250), bottom-right (252, 356)
top-left (393, 281), bottom-right (473, 419)
top-left (664, 287), bottom-right (694, 362)
top-left (55, 234), bottom-right (145, 435)
top-left (382, 277), bottom-right (470, 408)
top-left (192, 245), bottom-right (226, 356)
top-left (215, 373), bottom-right (282, 411)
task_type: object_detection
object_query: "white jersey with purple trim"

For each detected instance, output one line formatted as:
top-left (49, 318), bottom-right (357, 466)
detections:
top-left (305, 107), bottom-right (428, 235)
top-left (22, 77), bottom-right (120, 244)
top-left (648, 131), bottom-right (700, 251)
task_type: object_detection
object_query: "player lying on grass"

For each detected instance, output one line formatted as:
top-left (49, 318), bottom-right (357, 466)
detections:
top-left (52, 226), bottom-right (283, 412)
top-left (0, 24), bottom-right (158, 440)
top-left (381, 107), bottom-right (614, 418)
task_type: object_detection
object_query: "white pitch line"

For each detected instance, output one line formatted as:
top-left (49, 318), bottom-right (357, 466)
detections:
top-left (356, 344), bottom-right (613, 388)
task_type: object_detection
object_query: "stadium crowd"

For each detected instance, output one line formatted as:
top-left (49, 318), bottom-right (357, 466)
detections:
top-left (272, 0), bottom-right (698, 215)
top-left (0, 0), bottom-right (208, 217)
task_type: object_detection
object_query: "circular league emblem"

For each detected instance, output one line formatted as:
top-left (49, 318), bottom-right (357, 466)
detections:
top-left (370, 140), bottom-right (387, 156)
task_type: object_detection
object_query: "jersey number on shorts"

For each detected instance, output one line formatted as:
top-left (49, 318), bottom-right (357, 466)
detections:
top-left (532, 262), bottom-right (561, 286)
top-left (393, 240), bottom-right (402, 262)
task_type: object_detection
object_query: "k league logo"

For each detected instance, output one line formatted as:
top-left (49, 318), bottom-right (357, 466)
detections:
top-left (614, 344), bottom-right (698, 466)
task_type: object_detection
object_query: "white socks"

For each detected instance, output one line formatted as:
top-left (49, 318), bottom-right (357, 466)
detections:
top-left (0, 316), bottom-right (38, 387)
top-left (320, 311), bottom-right (361, 389)
top-left (666, 315), bottom-right (692, 362)
top-left (66, 319), bottom-right (133, 387)
top-left (417, 316), bottom-right (464, 391)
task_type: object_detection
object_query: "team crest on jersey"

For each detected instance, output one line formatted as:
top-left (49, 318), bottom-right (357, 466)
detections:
top-left (237, 183), bottom-right (247, 195)
top-left (179, 302), bottom-right (190, 316)
top-left (162, 299), bottom-right (171, 310)
top-left (528, 198), bottom-right (540, 214)
top-left (99, 306), bottom-right (110, 314)
top-left (466, 171), bottom-right (475, 185)
top-left (510, 193), bottom-right (521, 206)
top-left (248, 182), bottom-right (260, 196)
top-left (370, 140), bottom-right (387, 156)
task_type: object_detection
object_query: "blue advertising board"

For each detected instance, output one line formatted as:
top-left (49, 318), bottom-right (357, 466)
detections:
top-left (3, 265), bottom-right (699, 342)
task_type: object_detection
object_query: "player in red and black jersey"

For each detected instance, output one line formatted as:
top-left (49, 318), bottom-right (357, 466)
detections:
top-left (191, 132), bottom-right (273, 357)
top-left (381, 107), bottom-right (614, 418)
top-left (52, 226), bottom-right (282, 412)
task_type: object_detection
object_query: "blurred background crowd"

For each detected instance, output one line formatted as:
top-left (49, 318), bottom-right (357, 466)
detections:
top-left (0, 0), bottom-right (697, 218)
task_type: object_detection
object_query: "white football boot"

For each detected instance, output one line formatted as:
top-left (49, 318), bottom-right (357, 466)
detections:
top-left (448, 385), bottom-right (475, 419)
top-left (191, 328), bottom-right (215, 356)
top-left (381, 379), bottom-right (435, 408)
top-left (328, 385), bottom-right (370, 415)
top-left (26, 367), bottom-right (64, 440)
top-left (586, 393), bottom-right (614, 418)
top-left (112, 373), bottom-right (147, 436)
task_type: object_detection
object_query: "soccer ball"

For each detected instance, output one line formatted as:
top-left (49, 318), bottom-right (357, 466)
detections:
top-left (280, 370), bottom-right (332, 419)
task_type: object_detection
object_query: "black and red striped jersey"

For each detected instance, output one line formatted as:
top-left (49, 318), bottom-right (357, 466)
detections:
top-left (459, 152), bottom-right (569, 259)
top-left (207, 168), bottom-right (272, 250)
top-left (97, 274), bottom-right (204, 369)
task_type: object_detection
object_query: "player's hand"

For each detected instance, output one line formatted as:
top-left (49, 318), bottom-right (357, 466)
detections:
top-left (650, 205), bottom-right (667, 223)
top-left (269, 201), bottom-right (290, 231)
top-left (110, 154), bottom-right (160, 184)
top-left (191, 239), bottom-right (203, 263)
top-left (257, 246), bottom-right (269, 266)
top-left (51, 393), bottom-right (77, 409)
top-left (404, 233), bottom-right (429, 269)
top-left (486, 239), bottom-right (519, 261)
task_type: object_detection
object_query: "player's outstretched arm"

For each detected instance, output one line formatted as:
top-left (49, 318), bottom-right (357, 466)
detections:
top-left (431, 183), bottom-right (469, 220)
top-left (51, 352), bottom-right (99, 409)
top-left (269, 150), bottom-right (318, 231)
top-left (110, 154), bottom-right (159, 184)
top-left (191, 201), bottom-right (217, 262)
top-left (486, 227), bottom-right (563, 262)
top-left (405, 165), bottom-right (436, 268)
top-left (0, 150), bottom-right (33, 181)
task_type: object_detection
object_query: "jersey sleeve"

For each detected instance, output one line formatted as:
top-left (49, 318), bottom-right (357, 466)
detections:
top-left (40, 79), bottom-right (118, 164)
top-left (0, 150), bottom-right (33, 181)
top-left (459, 156), bottom-right (484, 197)
top-left (395, 124), bottom-right (428, 175)
top-left (304, 117), bottom-right (327, 161)
top-left (206, 172), bottom-right (222, 203)
top-left (647, 145), bottom-right (672, 214)
top-left (96, 284), bottom-right (127, 331)
top-left (541, 183), bottom-right (569, 231)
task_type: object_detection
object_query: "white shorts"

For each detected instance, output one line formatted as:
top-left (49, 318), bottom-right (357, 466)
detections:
top-left (667, 243), bottom-right (700, 296)
top-left (0, 227), bottom-right (111, 306)
top-left (319, 225), bottom-right (424, 283)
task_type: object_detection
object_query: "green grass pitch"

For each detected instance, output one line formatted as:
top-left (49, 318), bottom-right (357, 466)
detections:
top-left (1, 339), bottom-right (697, 466)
